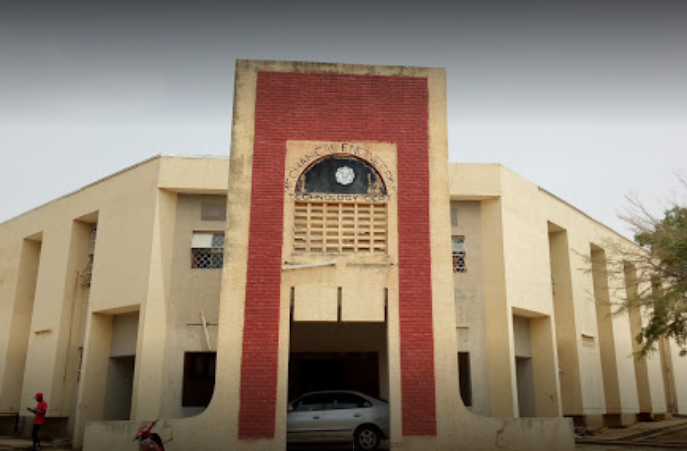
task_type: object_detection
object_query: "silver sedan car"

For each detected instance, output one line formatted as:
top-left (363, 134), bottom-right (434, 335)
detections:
top-left (287, 390), bottom-right (389, 450)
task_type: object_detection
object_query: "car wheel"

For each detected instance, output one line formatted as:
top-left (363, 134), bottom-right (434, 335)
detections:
top-left (354, 425), bottom-right (381, 450)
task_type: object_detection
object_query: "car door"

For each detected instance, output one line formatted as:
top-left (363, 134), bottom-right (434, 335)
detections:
top-left (320, 392), bottom-right (372, 442)
top-left (286, 393), bottom-right (328, 443)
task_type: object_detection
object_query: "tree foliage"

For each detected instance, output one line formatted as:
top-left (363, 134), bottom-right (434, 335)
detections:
top-left (630, 204), bottom-right (687, 355)
top-left (604, 180), bottom-right (687, 356)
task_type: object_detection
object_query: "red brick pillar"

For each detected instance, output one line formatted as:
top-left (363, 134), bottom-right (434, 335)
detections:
top-left (239, 71), bottom-right (436, 438)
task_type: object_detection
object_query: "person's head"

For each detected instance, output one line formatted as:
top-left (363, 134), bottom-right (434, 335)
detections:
top-left (34, 392), bottom-right (43, 402)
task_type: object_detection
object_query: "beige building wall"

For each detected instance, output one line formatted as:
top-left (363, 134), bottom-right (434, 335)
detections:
top-left (645, 348), bottom-right (668, 415)
top-left (540, 173), bottom-right (671, 424)
top-left (0, 238), bottom-right (40, 411)
top-left (549, 224), bottom-right (584, 417)
top-left (0, 156), bottom-right (230, 442)
top-left (159, 193), bottom-right (226, 419)
top-left (611, 307), bottom-right (642, 416)
top-left (541, 190), bottom-right (609, 424)
top-left (450, 165), bottom-right (564, 419)
top-left (589, 245), bottom-right (625, 424)
top-left (449, 163), bottom-right (514, 418)
top-left (669, 338), bottom-right (687, 413)
top-left (450, 200), bottom-right (490, 416)
top-left (543, 181), bottom-right (656, 425)
top-left (449, 162), bottom-right (672, 427)
top-left (0, 158), bottom-right (163, 436)
top-left (632, 281), bottom-right (667, 416)
top-left (2, 63), bottom-right (679, 450)
top-left (499, 168), bottom-right (562, 419)
top-left (2, 150), bottom-right (678, 449)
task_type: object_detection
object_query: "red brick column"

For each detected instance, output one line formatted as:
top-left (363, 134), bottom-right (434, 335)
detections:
top-left (239, 71), bottom-right (436, 438)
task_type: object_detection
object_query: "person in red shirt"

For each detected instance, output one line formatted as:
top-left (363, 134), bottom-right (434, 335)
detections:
top-left (27, 392), bottom-right (47, 451)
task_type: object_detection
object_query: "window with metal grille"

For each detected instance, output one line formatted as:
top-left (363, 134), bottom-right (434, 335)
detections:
top-left (452, 236), bottom-right (466, 273)
top-left (294, 201), bottom-right (387, 254)
top-left (191, 232), bottom-right (225, 269)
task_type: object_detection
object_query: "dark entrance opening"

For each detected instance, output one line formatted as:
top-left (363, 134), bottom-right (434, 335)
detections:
top-left (286, 322), bottom-right (388, 449)
top-left (287, 322), bottom-right (387, 403)
top-left (288, 352), bottom-right (380, 401)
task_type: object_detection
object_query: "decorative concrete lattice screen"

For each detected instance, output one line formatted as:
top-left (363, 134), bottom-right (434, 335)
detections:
top-left (294, 201), bottom-right (387, 254)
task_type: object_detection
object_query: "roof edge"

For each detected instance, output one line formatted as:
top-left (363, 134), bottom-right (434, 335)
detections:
top-left (1, 154), bottom-right (235, 226)
top-left (537, 186), bottom-right (636, 246)
top-left (0, 155), bottom-right (164, 227)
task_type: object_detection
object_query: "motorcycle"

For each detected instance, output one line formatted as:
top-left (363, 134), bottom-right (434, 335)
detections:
top-left (133, 419), bottom-right (165, 451)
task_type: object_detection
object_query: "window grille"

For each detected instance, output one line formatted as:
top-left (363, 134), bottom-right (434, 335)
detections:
top-left (452, 236), bottom-right (466, 273)
top-left (191, 232), bottom-right (225, 269)
top-left (294, 201), bottom-right (387, 254)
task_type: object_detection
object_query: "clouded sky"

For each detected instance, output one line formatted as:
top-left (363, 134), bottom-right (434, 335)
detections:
top-left (1, 1), bottom-right (685, 238)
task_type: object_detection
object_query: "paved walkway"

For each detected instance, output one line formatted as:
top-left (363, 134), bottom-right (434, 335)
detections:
top-left (3, 417), bottom-right (687, 450)
top-left (576, 417), bottom-right (687, 450)
top-left (0, 436), bottom-right (72, 450)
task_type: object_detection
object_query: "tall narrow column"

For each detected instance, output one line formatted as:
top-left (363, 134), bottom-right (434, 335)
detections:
top-left (130, 190), bottom-right (176, 419)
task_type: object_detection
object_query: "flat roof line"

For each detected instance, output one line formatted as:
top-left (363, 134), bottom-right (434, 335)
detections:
top-left (0, 154), bottom-right (229, 226)
top-left (537, 186), bottom-right (636, 245)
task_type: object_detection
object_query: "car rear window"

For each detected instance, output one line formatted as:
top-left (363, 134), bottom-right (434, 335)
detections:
top-left (293, 394), bottom-right (329, 412)
top-left (328, 393), bottom-right (371, 409)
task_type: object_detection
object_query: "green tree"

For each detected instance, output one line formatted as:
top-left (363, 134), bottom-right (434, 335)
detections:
top-left (607, 180), bottom-right (687, 356)
top-left (630, 205), bottom-right (687, 355)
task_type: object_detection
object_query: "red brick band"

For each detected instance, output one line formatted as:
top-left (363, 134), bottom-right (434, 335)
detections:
top-left (239, 71), bottom-right (436, 438)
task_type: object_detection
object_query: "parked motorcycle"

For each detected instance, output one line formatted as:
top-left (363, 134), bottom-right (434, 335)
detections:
top-left (134, 419), bottom-right (165, 451)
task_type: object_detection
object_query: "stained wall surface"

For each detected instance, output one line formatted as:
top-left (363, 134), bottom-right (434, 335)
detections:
top-left (0, 154), bottom-right (672, 450)
top-left (1, 60), bottom-right (674, 451)
top-left (0, 156), bottom-right (230, 442)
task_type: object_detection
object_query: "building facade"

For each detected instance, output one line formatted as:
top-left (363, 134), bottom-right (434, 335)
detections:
top-left (0, 61), bottom-right (682, 450)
